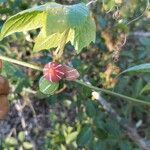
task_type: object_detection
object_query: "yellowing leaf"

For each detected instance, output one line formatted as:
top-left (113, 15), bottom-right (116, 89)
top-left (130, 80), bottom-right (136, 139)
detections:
top-left (0, 9), bottom-right (45, 40)
top-left (0, 2), bottom-right (66, 39)
top-left (0, 2), bottom-right (96, 54)
top-left (33, 28), bottom-right (74, 52)
top-left (33, 29), bottom-right (61, 51)
top-left (33, 15), bottom-right (96, 53)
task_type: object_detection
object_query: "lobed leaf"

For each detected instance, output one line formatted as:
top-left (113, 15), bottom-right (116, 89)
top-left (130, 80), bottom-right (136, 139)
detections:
top-left (71, 15), bottom-right (96, 53)
top-left (0, 2), bottom-right (96, 53)
top-left (44, 3), bottom-right (89, 36)
top-left (66, 3), bottom-right (89, 28)
top-left (0, 2), bottom-right (68, 39)
top-left (44, 3), bottom-right (67, 36)
top-left (0, 7), bottom-right (45, 40)
top-left (33, 29), bottom-right (62, 52)
top-left (33, 28), bottom-right (74, 52)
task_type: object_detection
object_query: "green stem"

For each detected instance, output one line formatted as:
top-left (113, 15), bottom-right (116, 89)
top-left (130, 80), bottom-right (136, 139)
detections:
top-left (0, 55), bottom-right (150, 106)
top-left (0, 55), bottom-right (43, 71)
top-left (74, 80), bottom-right (150, 106)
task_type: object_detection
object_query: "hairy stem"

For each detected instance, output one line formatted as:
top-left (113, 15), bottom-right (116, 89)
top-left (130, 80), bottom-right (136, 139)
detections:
top-left (0, 55), bottom-right (150, 106)
top-left (0, 55), bottom-right (43, 71)
top-left (74, 80), bottom-right (150, 106)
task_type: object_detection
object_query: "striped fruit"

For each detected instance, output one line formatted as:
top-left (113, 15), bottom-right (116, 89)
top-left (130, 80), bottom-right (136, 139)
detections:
top-left (63, 65), bottom-right (80, 80)
top-left (39, 76), bottom-right (59, 95)
top-left (43, 62), bottom-right (65, 82)
top-left (0, 75), bottom-right (9, 95)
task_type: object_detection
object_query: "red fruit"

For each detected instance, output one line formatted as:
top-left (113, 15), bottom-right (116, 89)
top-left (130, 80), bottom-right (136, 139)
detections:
top-left (63, 65), bottom-right (80, 80)
top-left (43, 62), bottom-right (65, 82)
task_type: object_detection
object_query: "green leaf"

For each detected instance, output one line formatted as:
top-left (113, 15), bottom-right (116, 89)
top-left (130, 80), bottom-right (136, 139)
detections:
top-left (44, 3), bottom-right (67, 35)
top-left (0, 2), bottom-right (89, 40)
top-left (1, 2), bottom-right (96, 53)
top-left (139, 37), bottom-right (150, 47)
top-left (119, 140), bottom-right (132, 150)
top-left (66, 3), bottom-right (89, 28)
top-left (92, 141), bottom-right (106, 150)
top-left (77, 126), bottom-right (93, 147)
top-left (5, 137), bottom-right (18, 146)
top-left (15, 78), bottom-right (30, 93)
top-left (60, 144), bottom-right (67, 150)
top-left (23, 142), bottom-right (33, 149)
top-left (44, 11), bottom-right (67, 36)
top-left (121, 64), bottom-right (150, 74)
top-left (105, 121), bottom-right (121, 137)
top-left (33, 28), bottom-right (74, 52)
top-left (39, 76), bottom-right (59, 95)
top-left (3, 61), bottom-right (25, 78)
top-left (0, 2), bottom-right (65, 39)
top-left (33, 30), bottom-right (60, 52)
top-left (44, 3), bottom-right (89, 36)
top-left (34, 14), bottom-right (95, 53)
top-left (140, 82), bottom-right (150, 94)
top-left (85, 100), bottom-right (96, 117)
top-left (18, 131), bottom-right (26, 142)
top-left (132, 78), bottom-right (143, 98)
top-left (95, 128), bottom-right (108, 139)
top-left (66, 131), bottom-right (79, 144)
top-left (71, 15), bottom-right (96, 53)
top-left (0, 8), bottom-right (45, 40)
top-left (35, 15), bottom-right (95, 53)
top-left (114, 76), bottom-right (130, 93)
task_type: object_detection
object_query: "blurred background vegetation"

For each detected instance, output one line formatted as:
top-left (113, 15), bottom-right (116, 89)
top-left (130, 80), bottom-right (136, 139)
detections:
top-left (0, 0), bottom-right (150, 149)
